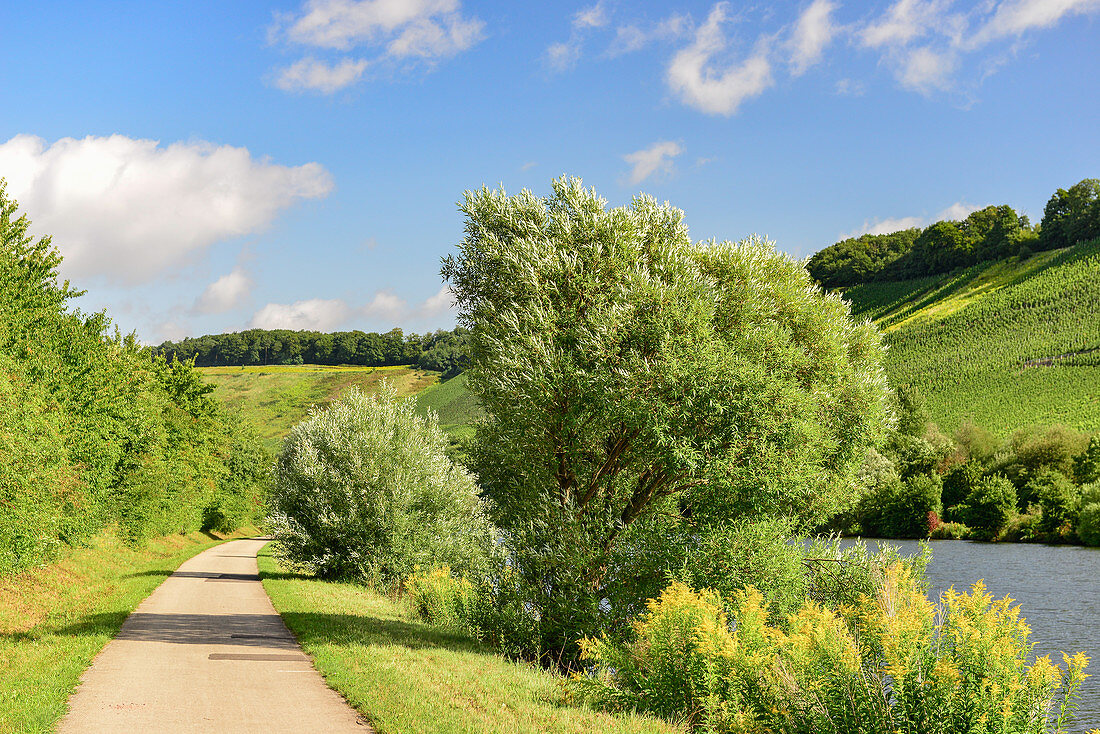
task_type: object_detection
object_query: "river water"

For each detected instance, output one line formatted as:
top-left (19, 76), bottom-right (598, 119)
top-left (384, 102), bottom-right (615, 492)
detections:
top-left (851, 539), bottom-right (1100, 732)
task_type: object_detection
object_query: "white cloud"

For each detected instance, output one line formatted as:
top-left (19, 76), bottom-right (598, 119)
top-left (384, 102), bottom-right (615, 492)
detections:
top-left (842, 215), bottom-right (927, 239)
top-left (860, 0), bottom-right (948, 48)
top-left (842, 201), bottom-right (981, 238)
top-left (363, 290), bottom-right (407, 321)
top-left (835, 77), bottom-right (866, 95)
top-left (250, 298), bottom-right (351, 331)
top-left (194, 268), bottom-right (253, 314)
top-left (622, 141), bottom-right (684, 185)
top-left (417, 285), bottom-right (456, 319)
top-left (787, 0), bottom-right (838, 76)
top-left (857, 0), bottom-right (1099, 94)
top-left (271, 0), bottom-right (484, 92)
top-left (573, 2), bottom-right (609, 30)
top-left (898, 46), bottom-right (958, 93)
top-left (0, 134), bottom-right (333, 285)
top-left (276, 0), bottom-right (484, 55)
top-left (545, 40), bottom-right (582, 72)
top-left (666, 3), bottom-right (774, 116)
top-left (969, 0), bottom-right (1100, 46)
top-left (607, 14), bottom-right (690, 56)
top-left (936, 201), bottom-right (981, 220)
top-left (275, 56), bottom-right (368, 93)
top-left (543, 3), bottom-right (612, 72)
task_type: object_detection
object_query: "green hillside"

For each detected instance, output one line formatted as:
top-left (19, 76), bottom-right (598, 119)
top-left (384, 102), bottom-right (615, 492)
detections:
top-left (412, 372), bottom-right (482, 440)
top-left (199, 364), bottom-right (439, 453)
top-left (842, 238), bottom-right (1100, 436)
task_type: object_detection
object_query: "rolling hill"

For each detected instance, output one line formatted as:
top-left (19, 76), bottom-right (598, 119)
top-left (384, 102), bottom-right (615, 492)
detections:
top-left (842, 237), bottom-right (1100, 436)
top-left (199, 364), bottom-right (481, 453)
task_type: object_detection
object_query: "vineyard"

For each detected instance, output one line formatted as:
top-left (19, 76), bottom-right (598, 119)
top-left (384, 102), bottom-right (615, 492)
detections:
top-left (843, 237), bottom-right (1100, 436)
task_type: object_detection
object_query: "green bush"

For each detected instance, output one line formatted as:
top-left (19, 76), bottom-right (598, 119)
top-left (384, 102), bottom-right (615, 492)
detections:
top-left (267, 385), bottom-right (493, 587)
top-left (1078, 502), bottom-right (1100, 547)
top-left (941, 461), bottom-right (984, 518)
top-left (1075, 436), bottom-right (1100, 485)
top-left (858, 472), bottom-right (942, 538)
top-left (1025, 470), bottom-right (1079, 535)
top-left (957, 474), bottom-right (1017, 540)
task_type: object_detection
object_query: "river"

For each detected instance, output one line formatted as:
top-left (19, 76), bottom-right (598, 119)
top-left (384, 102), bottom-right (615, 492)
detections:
top-left (851, 539), bottom-right (1100, 732)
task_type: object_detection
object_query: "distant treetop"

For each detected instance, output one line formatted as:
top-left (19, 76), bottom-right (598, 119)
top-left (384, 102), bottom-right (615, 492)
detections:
top-left (154, 326), bottom-right (469, 377)
top-left (807, 178), bottom-right (1100, 288)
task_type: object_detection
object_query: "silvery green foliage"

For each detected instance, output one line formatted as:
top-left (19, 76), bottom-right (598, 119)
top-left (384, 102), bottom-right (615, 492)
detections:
top-left (442, 176), bottom-right (892, 661)
top-left (266, 383), bottom-right (493, 585)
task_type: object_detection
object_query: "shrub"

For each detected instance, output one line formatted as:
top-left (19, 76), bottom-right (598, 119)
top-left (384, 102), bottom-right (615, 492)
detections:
top-left (1026, 470), bottom-right (1079, 535)
top-left (266, 384), bottom-right (494, 587)
top-left (1075, 436), bottom-right (1100, 485)
top-left (941, 461), bottom-right (984, 518)
top-left (929, 522), bottom-right (970, 539)
top-left (575, 566), bottom-right (1091, 734)
top-left (859, 473), bottom-right (942, 538)
top-left (404, 566), bottom-right (477, 631)
top-left (957, 474), bottom-right (1017, 540)
top-left (1078, 502), bottom-right (1100, 547)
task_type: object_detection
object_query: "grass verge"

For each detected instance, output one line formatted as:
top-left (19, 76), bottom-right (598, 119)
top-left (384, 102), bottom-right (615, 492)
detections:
top-left (258, 545), bottom-right (683, 734)
top-left (0, 528), bottom-right (255, 733)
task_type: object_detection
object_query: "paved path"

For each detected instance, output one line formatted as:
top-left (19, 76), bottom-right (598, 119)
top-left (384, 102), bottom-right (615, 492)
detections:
top-left (58, 538), bottom-right (367, 733)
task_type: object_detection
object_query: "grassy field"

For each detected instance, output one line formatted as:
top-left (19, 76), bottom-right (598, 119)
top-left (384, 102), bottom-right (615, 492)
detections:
top-left (842, 238), bottom-right (1100, 436)
top-left (412, 372), bottom-right (482, 441)
top-left (199, 364), bottom-right (439, 453)
top-left (0, 528), bottom-right (254, 733)
top-left (258, 545), bottom-right (681, 734)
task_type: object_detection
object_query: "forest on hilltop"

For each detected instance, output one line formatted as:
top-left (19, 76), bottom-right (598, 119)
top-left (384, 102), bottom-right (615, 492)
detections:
top-left (807, 178), bottom-right (1100, 288)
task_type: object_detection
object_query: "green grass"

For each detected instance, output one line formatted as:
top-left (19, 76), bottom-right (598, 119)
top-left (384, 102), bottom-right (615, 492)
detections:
top-left (0, 528), bottom-right (254, 733)
top-left (258, 545), bottom-right (682, 734)
top-left (199, 365), bottom-right (440, 453)
top-left (413, 372), bottom-right (482, 440)
top-left (842, 239), bottom-right (1100, 436)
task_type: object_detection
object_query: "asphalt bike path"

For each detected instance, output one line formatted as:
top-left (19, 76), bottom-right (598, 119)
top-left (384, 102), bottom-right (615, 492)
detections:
top-left (58, 538), bottom-right (368, 733)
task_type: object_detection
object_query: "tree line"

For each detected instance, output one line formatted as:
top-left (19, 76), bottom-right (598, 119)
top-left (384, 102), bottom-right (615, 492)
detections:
top-left (154, 326), bottom-right (469, 377)
top-left (807, 178), bottom-right (1100, 288)
top-left (0, 182), bottom-right (267, 575)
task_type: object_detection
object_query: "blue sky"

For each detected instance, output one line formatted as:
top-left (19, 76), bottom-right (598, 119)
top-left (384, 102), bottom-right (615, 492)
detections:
top-left (1, 0), bottom-right (1097, 343)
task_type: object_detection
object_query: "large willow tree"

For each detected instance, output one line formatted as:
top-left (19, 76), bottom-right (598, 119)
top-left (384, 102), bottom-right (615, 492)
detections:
top-left (443, 177), bottom-right (891, 661)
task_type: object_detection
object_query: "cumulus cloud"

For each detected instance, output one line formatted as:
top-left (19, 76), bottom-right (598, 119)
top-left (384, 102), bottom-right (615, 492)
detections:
top-left (275, 56), bottom-right (368, 93)
top-left (0, 134), bottom-right (333, 284)
top-left (363, 290), bottom-right (407, 321)
top-left (271, 0), bottom-right (484, 92)
top-left (417, 284), bottom-right (456, 319)
top-left (194, 268), bottom-right (253, 314)
top-left (622, 141), bottom-right (684, 185)
top-left (250, 298), bottom-right (351, 331)
top-left (787, 0), bottom-right (838, 76)
top-left (249, 286), bottom-right (456, 332)
top-left (666, 3), bottom-right (774, 116)
top-left (842, 201), bottom-right (981, 238)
